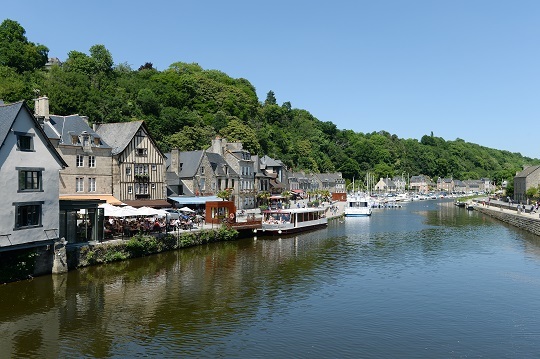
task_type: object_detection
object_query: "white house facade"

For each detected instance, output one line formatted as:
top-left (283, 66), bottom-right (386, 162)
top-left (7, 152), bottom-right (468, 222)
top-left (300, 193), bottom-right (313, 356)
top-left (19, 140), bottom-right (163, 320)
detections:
top-left (0, 101), bottom-right (67, 250)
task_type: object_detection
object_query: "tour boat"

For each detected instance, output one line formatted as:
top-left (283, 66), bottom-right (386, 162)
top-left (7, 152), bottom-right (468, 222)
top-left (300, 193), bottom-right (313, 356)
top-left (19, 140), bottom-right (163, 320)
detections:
top-left (344, 194), bottom-right (372, 217)
top-left (256, 207), bottom-right (328, 235)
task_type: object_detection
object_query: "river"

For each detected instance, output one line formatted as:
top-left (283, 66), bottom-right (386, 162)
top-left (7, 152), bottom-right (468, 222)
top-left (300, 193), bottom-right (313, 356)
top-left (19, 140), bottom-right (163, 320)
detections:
top-left (2, 199), bottom-right (540, 358)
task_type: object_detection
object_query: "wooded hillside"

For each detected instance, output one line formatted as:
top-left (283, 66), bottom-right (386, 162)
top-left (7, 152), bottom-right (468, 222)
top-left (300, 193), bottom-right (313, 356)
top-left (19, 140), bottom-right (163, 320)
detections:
top-left (1, 19), bottom-right (538, 186)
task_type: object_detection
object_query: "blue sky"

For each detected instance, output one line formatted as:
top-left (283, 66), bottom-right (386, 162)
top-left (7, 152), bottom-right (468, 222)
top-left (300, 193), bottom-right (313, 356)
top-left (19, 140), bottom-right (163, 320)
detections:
top-left (4, 1), bottom-right (540, 158)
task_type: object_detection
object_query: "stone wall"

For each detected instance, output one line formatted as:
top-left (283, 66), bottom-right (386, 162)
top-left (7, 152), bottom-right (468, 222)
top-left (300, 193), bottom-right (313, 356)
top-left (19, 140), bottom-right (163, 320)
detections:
top-left (475, 206), bottom-right (540, 237)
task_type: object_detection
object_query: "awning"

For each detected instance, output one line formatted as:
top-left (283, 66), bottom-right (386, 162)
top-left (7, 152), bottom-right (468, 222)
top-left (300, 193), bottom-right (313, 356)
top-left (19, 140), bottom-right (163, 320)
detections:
top-left (123, 199), bottom-right (171, 208)
top-left (168, 196), bottom-right (220, 205)
top-left (60, 194), bottom-right (124, 206)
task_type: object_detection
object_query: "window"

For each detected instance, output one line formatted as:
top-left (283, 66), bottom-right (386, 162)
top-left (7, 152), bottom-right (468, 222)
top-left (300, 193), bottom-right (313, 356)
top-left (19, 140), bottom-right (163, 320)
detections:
top-left (152, 164), bottom-right (157, 171)
top-left (126, 166), bottom-right (132, 176)
top-left (76, 177), bottom-right (84, 192)
top-left (76, 155), bottom-right (84, 167)
top-left (128, 185), bottom-right (133, 194)
top-left (94, 137), bottom-right (100, 146)
top-left (151, 183), bottom-right (156, 189)
top-left (71, 135), bottom-right (80, 144)
top-left (136, 148), bottom-right (147, 157)
top-left (14, 202), bottom-right (42, 229)
top-left (135, 183), bottom-right (148, 194)
top-left (16, 134), bottom-right (34, 151)
top-left (88, 156), bottom-right (96, 168)
top-left (200, 178), bottom-right (206, 190)
top-left (18, 168), bottom-right (43, 191)
top-left (200, 166), bottom-right (205, 175)
top-left (134, 164), bottom-right (148, 175)
top-left (82, 135), bottom-right (90, 147)
top-left (88, 178), bottom-right (96, 192)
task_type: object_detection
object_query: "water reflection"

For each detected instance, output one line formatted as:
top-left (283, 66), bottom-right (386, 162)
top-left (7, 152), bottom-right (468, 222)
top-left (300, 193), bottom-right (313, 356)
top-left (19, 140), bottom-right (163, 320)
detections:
top-left (3, 200), bottom-right (540, 357)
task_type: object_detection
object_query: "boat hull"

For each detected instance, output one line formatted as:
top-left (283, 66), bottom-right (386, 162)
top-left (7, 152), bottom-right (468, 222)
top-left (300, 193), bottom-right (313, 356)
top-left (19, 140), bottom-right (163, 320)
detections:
top-left (258, 221), bottom-right (328, 235)
top-left (344, 212), bottom-right (371, 217)
top-left (257, 207), bottom-right (328, 236)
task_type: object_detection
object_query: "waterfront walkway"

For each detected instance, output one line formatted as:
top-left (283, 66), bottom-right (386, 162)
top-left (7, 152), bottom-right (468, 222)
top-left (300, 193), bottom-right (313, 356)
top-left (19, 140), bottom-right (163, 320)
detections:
top-left (471, 198), bottom-right (540, 237)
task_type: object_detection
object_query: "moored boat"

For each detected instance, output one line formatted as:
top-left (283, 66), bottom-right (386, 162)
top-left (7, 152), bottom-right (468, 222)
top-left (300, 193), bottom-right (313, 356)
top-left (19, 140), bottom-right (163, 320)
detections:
top-left (256, 207), bottom-right (328, 235)
top-left (345, 194), bottom-right (372, 217)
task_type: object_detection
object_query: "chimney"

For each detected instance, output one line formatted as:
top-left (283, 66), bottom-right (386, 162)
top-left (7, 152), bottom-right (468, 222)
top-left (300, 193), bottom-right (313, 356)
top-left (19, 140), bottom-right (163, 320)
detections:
top-left (34, 96), bottom-right (50, 120)
top-left (171, 148), bottom-right (180, 175)
top-left (210, 136), bottom-right (224, 155)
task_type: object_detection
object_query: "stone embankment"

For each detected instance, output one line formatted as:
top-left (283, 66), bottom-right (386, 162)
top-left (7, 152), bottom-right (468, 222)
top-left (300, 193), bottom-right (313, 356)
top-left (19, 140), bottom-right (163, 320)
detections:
top-left (473, 200), bottom-right (540, 237)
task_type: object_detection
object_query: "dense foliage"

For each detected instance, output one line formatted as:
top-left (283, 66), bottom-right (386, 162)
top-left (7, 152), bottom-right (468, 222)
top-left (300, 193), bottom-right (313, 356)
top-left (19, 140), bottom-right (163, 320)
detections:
top-left (1, 19), bottom-right (538, 185)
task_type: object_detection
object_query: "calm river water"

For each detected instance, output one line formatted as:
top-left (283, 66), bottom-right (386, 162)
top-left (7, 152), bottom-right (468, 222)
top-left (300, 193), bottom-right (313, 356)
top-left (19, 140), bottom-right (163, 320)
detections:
top-left (2, 200), bottom-right (540, 358)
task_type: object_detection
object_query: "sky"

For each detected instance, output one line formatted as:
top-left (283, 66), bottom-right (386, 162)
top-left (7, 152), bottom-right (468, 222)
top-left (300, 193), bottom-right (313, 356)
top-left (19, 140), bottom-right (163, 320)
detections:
top-left (4, 1), bottom-right (540, 158)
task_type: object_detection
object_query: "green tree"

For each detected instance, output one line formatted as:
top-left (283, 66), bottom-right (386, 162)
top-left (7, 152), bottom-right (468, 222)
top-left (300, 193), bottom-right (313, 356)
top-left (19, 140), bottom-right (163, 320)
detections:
top-left (0, 19), bottom-right (48, 73)
top-left (217, 188), bottom-right (233, 201)
top-left (219, 118), bottom-right (261, 154)
top-left (264, 90), bottom-right (277, 105)
top-left (162, 125), bottom-right (215, 152)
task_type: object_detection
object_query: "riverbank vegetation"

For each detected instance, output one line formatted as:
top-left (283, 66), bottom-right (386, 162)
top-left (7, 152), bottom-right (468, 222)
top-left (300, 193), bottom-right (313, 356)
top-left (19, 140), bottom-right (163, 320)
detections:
top-left (2, 19), bottom-right (538, 185)
top-left (76, 227), bottom-right (238, 268)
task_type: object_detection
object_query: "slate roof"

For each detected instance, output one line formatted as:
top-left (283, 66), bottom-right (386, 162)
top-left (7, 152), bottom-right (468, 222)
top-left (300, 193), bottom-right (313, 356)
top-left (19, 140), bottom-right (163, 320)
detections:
top-left (314, 172), bottom-right (344, 183)
top-left (95, 120), bottom-right (147, 155)
top-left (260, 155), bottom-right (283, 167)
top-left (177, 150), bottom-right (204, 177)
top-left (44, 115), bottom-right (110, 147)
top-left (252, 155), bottom-right (267, 178)
top-left (0, 101), bottom-right (23, 149)
top-left (206, 151), bottom-right (238, 177)
top-left (0, 101), bottom-right (67, 167)
top-left (515, 165), bottom-right (540, 178)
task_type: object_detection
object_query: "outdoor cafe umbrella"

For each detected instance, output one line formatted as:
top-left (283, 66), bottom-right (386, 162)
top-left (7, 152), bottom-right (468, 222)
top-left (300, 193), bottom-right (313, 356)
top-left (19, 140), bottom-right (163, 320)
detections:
top-left (137, 206), bottom-right (161, 217)
top-left (179, 206), bottom-right (195, 213)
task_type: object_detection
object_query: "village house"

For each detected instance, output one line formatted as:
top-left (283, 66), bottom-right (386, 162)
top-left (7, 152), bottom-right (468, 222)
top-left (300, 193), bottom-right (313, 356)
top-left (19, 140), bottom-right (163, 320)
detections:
top-left (514, 165), bottom-right (540, 203)
top-left (34, 97), bottom-right (118, 204)
top-left (252, 155), bottom-right (271, 193)
top-left (409, 175), bottom-right (432, 193)
top-left (453, 179), bottom-right (466, 193)
top-left (0, 101), bottom-right (67, 251)
top-left (463, 180), bottom-right (481, 194)
top-left (392, 176), bottom-right (407, 192)
top-left (374, 177), bottom-right (397, 193)
top-left (95, 121), bottom-right (169, 208)
top-left (314, 172), bottom-right (347, 194)
top-left (207, 137), bottom-right (256, 210)
top-left (259, 155), bottom-right (287, 194)
top-left (166, 148), bottom-right (240, 198)
top-left (437, 178), bottom-right (454, 192)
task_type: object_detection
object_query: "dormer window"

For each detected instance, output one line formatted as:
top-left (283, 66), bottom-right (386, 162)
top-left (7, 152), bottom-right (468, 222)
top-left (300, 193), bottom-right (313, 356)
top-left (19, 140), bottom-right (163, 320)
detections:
top-left (72, 135), bottom-right (80, 144)
top-left (16, 133), bottom-right (34, 151)
top-left (94, 137), bottom-right (100, 146)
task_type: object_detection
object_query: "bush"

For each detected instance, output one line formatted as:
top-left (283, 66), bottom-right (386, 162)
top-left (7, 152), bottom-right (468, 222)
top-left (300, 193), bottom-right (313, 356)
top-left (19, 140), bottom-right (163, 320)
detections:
top-left (75, 228), bottom-right (239, 269)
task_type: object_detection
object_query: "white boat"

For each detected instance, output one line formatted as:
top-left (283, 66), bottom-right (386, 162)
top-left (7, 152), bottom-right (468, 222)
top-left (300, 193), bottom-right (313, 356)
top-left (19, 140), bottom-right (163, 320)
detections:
top-left (344, 194), bottom-right (372, 217)
top-left (396, 193), bottom-right (412, 202)
top-left (257, 207), bottom-right (328, 235)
